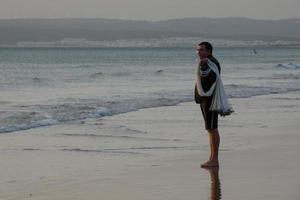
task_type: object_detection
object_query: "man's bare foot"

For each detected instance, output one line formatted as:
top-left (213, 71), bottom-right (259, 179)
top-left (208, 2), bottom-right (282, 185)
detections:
top-left (200, 159), bottom-right (219, 168)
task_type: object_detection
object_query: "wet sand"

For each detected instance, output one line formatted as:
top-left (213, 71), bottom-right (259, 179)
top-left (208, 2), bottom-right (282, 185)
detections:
top-left (0, 91), bottom-right (299, 199)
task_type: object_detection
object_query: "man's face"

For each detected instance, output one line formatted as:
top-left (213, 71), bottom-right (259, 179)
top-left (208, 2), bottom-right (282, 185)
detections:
top-left (196, 45), bottom-right (211, 59)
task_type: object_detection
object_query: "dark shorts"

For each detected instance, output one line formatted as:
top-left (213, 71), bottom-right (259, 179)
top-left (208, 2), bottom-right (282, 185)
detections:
top-left (200, 97), bottom-right (218, 130)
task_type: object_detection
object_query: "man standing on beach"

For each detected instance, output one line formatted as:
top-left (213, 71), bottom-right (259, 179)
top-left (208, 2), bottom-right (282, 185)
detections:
top-left (195, 42), bottom-right (221, 168)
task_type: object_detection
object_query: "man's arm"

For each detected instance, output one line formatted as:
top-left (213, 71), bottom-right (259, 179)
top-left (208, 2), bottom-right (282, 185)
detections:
top-left (209, 56), bottom-right (221, 74)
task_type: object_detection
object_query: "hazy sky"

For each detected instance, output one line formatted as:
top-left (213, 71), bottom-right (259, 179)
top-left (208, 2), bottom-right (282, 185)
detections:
top-left (1, 0), bottom-right (299, 21)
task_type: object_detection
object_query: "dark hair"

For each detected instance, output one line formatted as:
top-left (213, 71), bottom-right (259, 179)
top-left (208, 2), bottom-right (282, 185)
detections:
top-left (198, 41), bottom-right (213, 53)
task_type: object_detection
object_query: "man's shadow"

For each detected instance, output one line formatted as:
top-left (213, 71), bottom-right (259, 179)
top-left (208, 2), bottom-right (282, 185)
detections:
top-left (202, 167), bottom-right (222, 200)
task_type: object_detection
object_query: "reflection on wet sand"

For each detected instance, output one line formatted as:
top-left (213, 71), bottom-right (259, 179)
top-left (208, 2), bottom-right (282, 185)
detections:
top-left (203, 167), bottom-right (222, 200)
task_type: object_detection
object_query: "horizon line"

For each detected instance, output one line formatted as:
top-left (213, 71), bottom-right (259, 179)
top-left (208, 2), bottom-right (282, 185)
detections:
top-left (0, 16), bottom-right (299, 22)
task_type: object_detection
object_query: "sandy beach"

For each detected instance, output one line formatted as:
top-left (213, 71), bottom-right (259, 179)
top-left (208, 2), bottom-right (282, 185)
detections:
top-left (0, 91), bottom-right (300, 200)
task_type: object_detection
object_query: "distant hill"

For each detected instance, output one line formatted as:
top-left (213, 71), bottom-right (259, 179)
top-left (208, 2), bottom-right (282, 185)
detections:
top-left (0, 17), bottom-right (299, 45)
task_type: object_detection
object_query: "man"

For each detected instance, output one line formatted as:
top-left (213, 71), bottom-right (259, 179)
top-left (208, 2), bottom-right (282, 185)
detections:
top-left (195, 41), bottom-right (221, 168)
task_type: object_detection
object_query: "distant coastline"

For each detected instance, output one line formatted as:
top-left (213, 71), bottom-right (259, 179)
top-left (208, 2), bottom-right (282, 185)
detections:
top-left (0, 17), bottom-right (300, 46)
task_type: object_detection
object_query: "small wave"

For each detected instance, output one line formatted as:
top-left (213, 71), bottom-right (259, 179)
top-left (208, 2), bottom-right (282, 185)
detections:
top-left (32, 77), bottom-right (43, 82)
top-left (276, 63), bottom-right (300, 69)
top-left (1, 84), bottom-right (299, 134)
top-left (78, 64), bottom-right (95, 68)
top-left (60, 133), bottom-right (144, 139)
top-left (30, 77), bottom-right (56, 87)
top-left (270, 73), bottom-right (299, 80)
top-left (0, 112), bottom-right (59, 133)
top-left (0, 92), bottom-right (189, 134)
top-left (225, 84), bottom-right (240, 88)
top-left (271, 97), bottom-right (300, 100)
top-left (89, 72), bottom-right (104, 78)
top-left (22, 148), bottom-right (40, 151)
top-left (111, 71), bottom-right (132, 77)
top-left (155, 69), bottom-right (164, 74)
top-left (61, 148), bottom-right (147, 155)
top-left (32, 77), bottom-right (51, 84)
top-left (108, 146), bottom-right (192, 150)
top-left (59, 133), bottom-right (181, 141)
top-left (225, 84), bottom-right (300, 98)
top-left (62, 145), bottom-right (194, 153)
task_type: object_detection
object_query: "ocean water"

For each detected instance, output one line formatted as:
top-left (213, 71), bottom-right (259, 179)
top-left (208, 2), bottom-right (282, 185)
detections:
top-left (0, 46), bottom-right (300, 133)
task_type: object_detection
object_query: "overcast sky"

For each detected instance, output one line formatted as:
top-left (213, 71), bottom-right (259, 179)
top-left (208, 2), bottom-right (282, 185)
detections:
top-left (1, 0), bottom-right (299, 21)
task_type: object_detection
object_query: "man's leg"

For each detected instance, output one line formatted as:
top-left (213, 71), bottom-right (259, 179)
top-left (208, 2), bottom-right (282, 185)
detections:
top-left (208, 128), bottom-right (220, 161)
top-left (201, 128), bottom-right (220, 168)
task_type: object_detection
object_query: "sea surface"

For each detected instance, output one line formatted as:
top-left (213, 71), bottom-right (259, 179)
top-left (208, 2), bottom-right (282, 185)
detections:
top-left (0, 44), bottom-right (300, 133)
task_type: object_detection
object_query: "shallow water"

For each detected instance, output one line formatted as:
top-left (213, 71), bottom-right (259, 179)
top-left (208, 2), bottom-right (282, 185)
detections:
top-left (0, 46), bottom-right (299, 133)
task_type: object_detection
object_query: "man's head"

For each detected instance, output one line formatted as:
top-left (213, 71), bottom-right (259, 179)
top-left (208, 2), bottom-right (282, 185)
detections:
top-left (197, 41), bottom-right (213, 59)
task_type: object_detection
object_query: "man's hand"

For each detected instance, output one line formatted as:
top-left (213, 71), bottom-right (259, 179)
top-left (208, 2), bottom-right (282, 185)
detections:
top-left (200, 58), bottom-right (208, 66)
